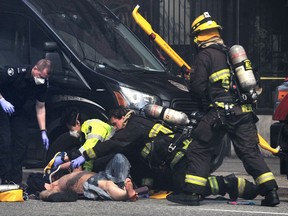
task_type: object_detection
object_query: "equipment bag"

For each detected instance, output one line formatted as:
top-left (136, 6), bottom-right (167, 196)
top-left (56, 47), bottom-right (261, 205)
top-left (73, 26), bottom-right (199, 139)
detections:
top-left (0, 184), bottom-right (24, 202)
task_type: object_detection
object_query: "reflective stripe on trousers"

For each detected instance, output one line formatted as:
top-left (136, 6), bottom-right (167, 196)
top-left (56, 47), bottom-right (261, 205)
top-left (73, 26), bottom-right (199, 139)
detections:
top-left (255, 172), bottom-right (275, 185)
top-left (185, 174), bottom-right (207, 187)
top-left (208, 176), bottom-right (219, 195)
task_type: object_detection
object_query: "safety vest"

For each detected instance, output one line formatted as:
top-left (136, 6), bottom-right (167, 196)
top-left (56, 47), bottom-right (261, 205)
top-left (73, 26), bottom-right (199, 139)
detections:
top-left (79, 119), bottom-right (114, 159)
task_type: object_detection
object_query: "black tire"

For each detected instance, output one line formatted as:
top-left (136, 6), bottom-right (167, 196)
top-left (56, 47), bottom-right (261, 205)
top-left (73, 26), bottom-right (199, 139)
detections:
top-left (46, 132), bottom-right (82, 163)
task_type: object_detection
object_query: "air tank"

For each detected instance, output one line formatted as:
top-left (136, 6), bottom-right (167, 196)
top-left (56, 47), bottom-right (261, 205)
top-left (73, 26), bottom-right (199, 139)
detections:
top-left (229, 45), bottom-right (256, 92)
top-left (144, 104), bottom-right (189, 125)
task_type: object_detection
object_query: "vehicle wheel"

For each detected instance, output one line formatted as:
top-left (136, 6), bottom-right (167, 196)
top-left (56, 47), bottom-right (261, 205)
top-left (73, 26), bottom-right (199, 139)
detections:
top-left (46, 132), bottom-right (82, 163)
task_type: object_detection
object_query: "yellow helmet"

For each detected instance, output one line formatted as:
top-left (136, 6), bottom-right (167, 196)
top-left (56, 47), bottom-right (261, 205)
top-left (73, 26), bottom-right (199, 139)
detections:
top-left (190, 12), bottom-right (222, 37)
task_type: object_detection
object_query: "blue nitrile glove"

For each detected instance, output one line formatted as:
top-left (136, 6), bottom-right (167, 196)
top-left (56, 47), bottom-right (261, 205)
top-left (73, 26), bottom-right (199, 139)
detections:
top-left (71, 155), bottom-right (85, 169)
top-left (53, 156), bottom-right (63, 168)
top-left (41, 130), bottom-right (49, 150)
top-left (0, 98), bottom-right (15, 115)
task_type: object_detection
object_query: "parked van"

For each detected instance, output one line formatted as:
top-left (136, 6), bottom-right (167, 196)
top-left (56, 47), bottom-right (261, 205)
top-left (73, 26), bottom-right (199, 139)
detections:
top-left (0, 0), bottom-right (203, 167)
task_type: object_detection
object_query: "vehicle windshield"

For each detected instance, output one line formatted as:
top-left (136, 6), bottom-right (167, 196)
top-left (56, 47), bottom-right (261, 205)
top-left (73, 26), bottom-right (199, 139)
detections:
top-left (26, 0), bottom-right (165, 72)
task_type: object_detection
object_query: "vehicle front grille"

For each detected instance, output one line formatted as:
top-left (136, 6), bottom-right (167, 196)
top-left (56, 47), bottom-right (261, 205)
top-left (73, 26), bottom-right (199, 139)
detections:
top-left (171, 98), bottom-right (202, 115)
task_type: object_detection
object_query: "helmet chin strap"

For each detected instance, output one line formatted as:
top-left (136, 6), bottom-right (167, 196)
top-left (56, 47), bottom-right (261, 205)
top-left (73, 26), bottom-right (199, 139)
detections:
top-left (193, 36), bottom-right (199, 45)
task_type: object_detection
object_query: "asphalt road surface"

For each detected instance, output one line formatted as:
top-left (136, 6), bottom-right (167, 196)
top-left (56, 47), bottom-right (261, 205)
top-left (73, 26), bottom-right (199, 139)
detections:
top-left (1, 157), bottom-right (287, 216)
top-left (1, 195), bottom-right (288, 216)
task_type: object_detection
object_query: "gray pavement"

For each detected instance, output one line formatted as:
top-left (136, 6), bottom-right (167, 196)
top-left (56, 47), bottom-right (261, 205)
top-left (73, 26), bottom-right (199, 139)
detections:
top-left (0, 157), bottom-right (286, 216)
top-left (22, 156), bottom-right (288, 195)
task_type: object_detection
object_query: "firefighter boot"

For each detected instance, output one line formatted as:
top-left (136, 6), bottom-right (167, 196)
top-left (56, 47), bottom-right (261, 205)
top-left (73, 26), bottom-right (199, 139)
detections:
top-left (224, 174), bottom-right (238, 200)
top-left (166, 191), bottom-right (200, 206)
top-left (261, 188), bottom-right (280, 207)
top-left (205, 176), bottom-right (227, 197)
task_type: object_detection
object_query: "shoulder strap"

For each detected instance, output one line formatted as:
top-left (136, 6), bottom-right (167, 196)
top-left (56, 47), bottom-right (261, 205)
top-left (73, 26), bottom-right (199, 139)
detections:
top-left (208, 44), bottom-right (243, 104)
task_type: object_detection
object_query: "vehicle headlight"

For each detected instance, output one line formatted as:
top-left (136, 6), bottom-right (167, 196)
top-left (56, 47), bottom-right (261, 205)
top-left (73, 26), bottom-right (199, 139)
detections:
top-left (116, 86), bottom-right (161, 110)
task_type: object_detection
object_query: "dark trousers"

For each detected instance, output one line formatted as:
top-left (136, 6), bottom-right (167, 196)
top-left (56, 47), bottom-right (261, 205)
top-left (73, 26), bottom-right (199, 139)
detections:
top-left (0, 108), bottom-right (28, 184)
top-left (185, 109), bottom-right (278, 195)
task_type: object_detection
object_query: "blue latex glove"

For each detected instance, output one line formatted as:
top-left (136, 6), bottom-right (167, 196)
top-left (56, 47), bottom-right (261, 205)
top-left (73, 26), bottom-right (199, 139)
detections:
top-left (0, 98), bottom-right (15, 115)
top-left (71, 155), bottom-right (85, 169)
top-left (41, 130), bottom-right (49, 150)
top-left (53, 156), bottom-right (63, 168)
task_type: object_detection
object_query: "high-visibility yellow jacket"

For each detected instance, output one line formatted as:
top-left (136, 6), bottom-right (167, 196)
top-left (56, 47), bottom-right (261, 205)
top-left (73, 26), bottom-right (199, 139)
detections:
top-left (78, 119), bottom-right (114, 159)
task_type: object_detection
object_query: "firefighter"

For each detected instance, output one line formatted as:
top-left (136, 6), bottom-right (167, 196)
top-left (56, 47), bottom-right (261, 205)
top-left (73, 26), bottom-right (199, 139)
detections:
top-left (69, 106), bottom-right (258, 200)
top-left (166, 12), bottom-right (279, 206)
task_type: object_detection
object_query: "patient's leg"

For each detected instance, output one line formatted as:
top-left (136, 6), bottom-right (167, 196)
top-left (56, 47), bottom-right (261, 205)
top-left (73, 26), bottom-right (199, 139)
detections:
top-left (98, 178), bottom-right (138, 201)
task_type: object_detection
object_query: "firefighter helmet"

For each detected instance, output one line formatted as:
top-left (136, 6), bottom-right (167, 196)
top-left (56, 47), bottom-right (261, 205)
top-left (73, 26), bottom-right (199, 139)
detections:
top-left (190, 12), bottom-right (222, 37)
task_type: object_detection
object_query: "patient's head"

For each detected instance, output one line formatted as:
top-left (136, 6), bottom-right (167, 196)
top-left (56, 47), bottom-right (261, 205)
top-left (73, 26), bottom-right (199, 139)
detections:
top-left (40, 188), bottom-right (78, 202)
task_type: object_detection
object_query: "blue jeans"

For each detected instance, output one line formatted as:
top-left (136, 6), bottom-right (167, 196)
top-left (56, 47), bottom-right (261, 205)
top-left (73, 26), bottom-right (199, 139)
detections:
top-left (83, 153), bottom-right (131, 200)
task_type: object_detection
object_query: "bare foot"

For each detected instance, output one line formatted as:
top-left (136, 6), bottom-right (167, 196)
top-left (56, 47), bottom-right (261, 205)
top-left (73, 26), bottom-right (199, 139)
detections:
top-left (125, 178), bottom-right (138, 202)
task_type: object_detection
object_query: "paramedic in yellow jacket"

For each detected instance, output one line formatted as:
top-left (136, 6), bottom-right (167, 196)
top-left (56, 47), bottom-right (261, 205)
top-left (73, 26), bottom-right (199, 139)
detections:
top-left (60, 108), bottom-right (115, 171)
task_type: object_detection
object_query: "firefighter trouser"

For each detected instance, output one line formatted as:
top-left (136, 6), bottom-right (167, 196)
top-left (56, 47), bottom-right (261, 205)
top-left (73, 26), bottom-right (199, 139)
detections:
top-left (172, 158), bottom-right (258, 199)
top-left (184, 109), bottom-right (278, 196)
top-left (205, 175), bottom-right (258, 200)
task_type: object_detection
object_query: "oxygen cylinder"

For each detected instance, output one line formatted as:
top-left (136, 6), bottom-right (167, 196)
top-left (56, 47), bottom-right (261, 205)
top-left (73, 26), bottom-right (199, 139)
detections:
top-left (229, 45), bottom-right (256, 92)
top-left (144, 104), bottom-right (189, 125)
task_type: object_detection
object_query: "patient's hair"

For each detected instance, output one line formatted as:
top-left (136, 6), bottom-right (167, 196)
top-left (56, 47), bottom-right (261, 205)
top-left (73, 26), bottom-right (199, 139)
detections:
top-left (40, 189), bottom-right (78, 202)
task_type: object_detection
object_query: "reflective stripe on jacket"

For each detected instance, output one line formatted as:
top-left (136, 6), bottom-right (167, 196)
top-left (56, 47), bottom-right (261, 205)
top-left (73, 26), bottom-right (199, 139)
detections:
top-left (79, 119), bottom-right (113, 159)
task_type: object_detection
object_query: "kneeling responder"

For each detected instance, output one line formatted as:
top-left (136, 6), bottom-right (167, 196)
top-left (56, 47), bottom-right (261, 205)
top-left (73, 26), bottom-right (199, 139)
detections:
top-left (68, 106), bottom-right (258, 200)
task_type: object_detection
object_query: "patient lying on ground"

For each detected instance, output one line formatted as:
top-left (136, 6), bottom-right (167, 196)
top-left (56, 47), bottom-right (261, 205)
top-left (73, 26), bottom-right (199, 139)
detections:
top-left (40, 161), bottom-right (138, 202)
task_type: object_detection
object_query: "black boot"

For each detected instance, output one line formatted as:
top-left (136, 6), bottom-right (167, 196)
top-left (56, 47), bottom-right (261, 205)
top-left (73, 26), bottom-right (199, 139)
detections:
top-left (261, 188), bottom-right (280, 207)
top-left (224, 174), bottom-right (238, 200)
top-left (166, 191), bottom-right (200, 206)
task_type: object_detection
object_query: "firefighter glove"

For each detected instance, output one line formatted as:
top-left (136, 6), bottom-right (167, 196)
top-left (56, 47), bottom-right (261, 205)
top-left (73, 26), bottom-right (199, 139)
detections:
top-left (71, 155), bottom-right (85, 169)
top-left (0, 98), bottom-right (15, 115)
top-left (41, 130), bottom-right (49, 150)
